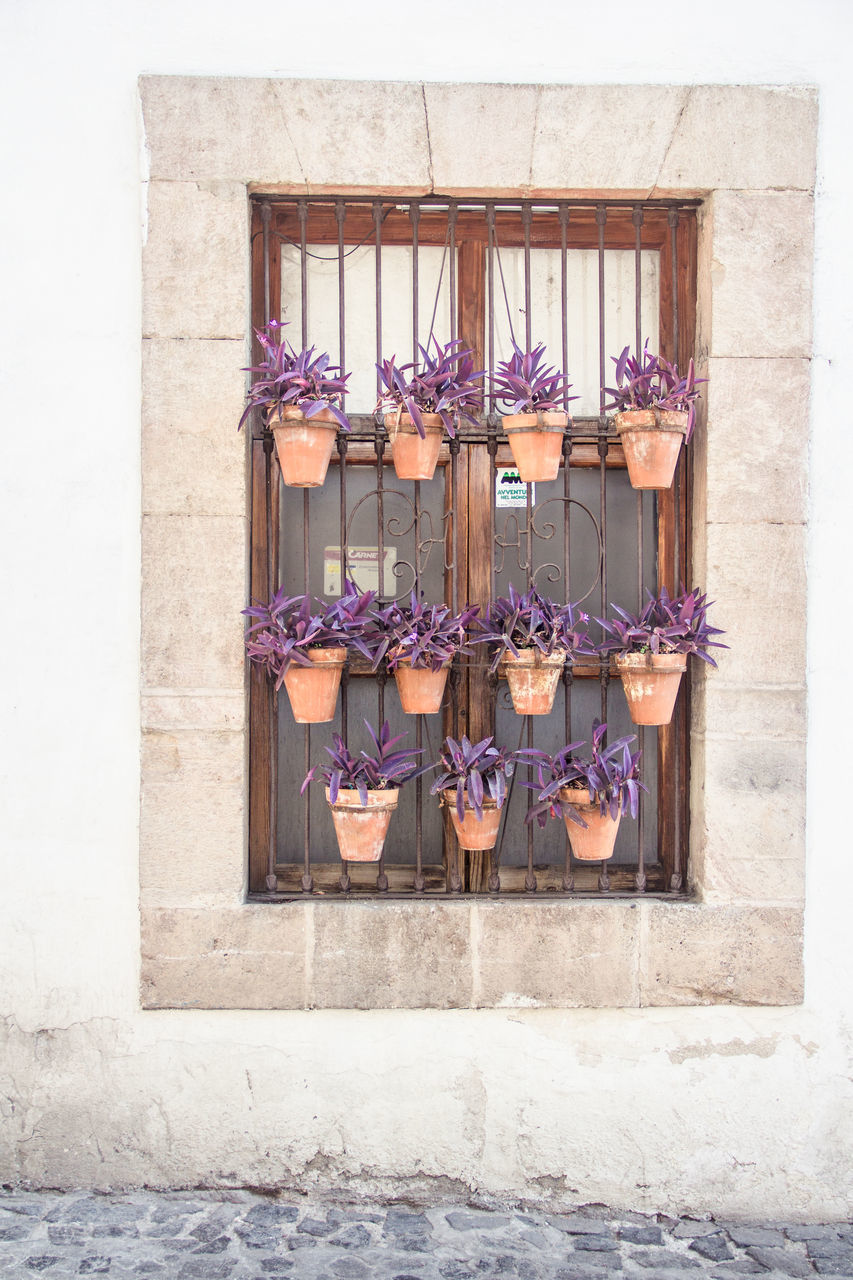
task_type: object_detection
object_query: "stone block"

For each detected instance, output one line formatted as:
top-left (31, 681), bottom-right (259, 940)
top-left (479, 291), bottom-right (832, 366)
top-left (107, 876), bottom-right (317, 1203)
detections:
top-left (530, 85), bottom-right (689, 194)
top-left (656, 86), bottom-right (817, 193)
top-left (141, 906), bottom-right (307, 1008)
top-left (705, 358), bottom-right (810, 526)
top-left (472, 901), bottom-right (640, 1008)
top-left (143, 180), bottom-right (248, 340)
top-left (141, 76), bottom-right (304, 184)
top-left (309, 901), bottom-right (473, 1009)
top-left (425, 83), bottom-right (541, 194)
top-left (140, 729), bottom-right (245, 907)
top-left (704, 522), bottom-right (806, 687)
top-left (277, 79), bottom-right (431, 193)
top-left (142, 338), bottom-right (248, 517)
top-left (141, 514), bottom-right (246, 690)
top-left (639, 903), bottom-right (803, 1005)
top-left (693, 683), bottom-right (806, 742)
top-left (141, 691), bottom-right (245, 733)
top-left (708, 191), bottom-right (813, 359)
top-left (692, 732), bottom-right (806, 905)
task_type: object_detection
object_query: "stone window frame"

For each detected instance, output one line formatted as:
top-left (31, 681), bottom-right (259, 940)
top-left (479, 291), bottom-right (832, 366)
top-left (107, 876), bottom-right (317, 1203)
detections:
top-left (140, 78), bottom-right (814, 1010)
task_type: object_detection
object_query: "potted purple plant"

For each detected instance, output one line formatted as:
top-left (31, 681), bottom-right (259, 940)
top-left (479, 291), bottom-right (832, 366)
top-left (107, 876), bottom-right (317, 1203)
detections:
top-left (522, 721), bottom-right (645, 862)
top-left (238, 321), bottom-right (351, 488)
top-left (473, 585), bottom-right (598, 715)
top-left (302, 720), bottom-right (425, 863)
top-left (243, 581), bottom-right (375, 723)
top-left (604, 340), bottom-right (706, 490)
top-left (369, 593), bottom-right (480, 715)
top-left (598, 586), bottom-right (726, 726)
top-left (429, 735), bottom-right (519, 851)
top-left (492, 342), bottom-right (579, 482)
top-left (376, 337), bottom-right (484, 481)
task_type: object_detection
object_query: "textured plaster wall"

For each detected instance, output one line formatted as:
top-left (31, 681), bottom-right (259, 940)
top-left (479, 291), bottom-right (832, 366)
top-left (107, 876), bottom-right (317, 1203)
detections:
top-left (2, 0), bottom-right (853, 1219)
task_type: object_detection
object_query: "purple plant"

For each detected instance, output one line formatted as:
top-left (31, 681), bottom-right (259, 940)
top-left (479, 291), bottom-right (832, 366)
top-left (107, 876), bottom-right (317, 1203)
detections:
top-left (492, 342), bottom-right (579, 414)
top-left (243, 581), bottom-right (375, 687)
top-left (522, 721), bottom-right (646, 828)
top-left (376, 337), bottom-right (484, 439)
top-left (603, 340), bottom-right (706, 440)
top-left (473, 585), bottom-right (599, 674)
top-left (301, 720), bottom-right (426, 805)
top-left (368, 593), bottom-right (480, 672)
top-left (598, 586), bottom-right (726, 667)
top-left (238, 321), bottom-right (352, 433)
top-left (429, 735), bottom-right (519, 823)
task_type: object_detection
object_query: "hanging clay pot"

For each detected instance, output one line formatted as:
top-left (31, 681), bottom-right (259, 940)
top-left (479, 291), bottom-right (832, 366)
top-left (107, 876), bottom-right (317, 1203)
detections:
top-left (615, 651), bottom-right (687, 726)
top-left (503, 410), bottom-right (568, 482)
top-left (385, 411), bottom-right (444, 481)
top-left (559, 785), bottom-right (621, 861)
top-left (613, 408), bottom-right (688, 490)
top-left (502, 648), bottom-right (566, 715)
top-left (282, 647), bottom-right (346, 723)
top-left (393, 657), bottom-right (450, 715)
top-left (269, 404), bottom-right (339, 487)
top-left (326, 786), bottom-right (399, 862)
top-left (441, 792), bottom-right (501, 851)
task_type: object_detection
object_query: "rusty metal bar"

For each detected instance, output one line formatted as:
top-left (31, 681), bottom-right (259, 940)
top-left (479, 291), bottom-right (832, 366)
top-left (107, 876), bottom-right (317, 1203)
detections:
top-left (448, 201), bottom-right (458, 341)
top-left (596, 203), bottom-right (610, 893)
top-left (559, 203), bottom-right (575, 892)
top-left (298, 199), bottom-right (308, 348)
top-left (669, 207), bottom-right (683, 894)
top-left (522, 202), bottom-right (532, 351)
top-left (411, 201), bottom-right (420, 361)
top-left (633, 205), bottom-right (647, 894)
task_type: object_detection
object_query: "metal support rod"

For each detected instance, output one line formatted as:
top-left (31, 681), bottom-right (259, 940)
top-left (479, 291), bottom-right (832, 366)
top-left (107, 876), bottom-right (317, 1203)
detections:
top-left (634, 203), bottom-right (647, 893)
top-left (522, 202), bottom-right (532, 352)
top-left (411, 201), bottom-right (420, 361)
top-left (669, 207), bottom-right (683, 894)
top-left (298, 199), bottom-right (308, 348)
top-left (596, 204), bottom-right (610, 894)
top-left (448, 201), bottom-right (458, 341)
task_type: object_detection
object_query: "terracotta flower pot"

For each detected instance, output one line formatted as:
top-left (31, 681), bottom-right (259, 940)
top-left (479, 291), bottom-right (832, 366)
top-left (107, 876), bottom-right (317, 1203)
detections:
top-left (281, 647), bottom-right (346, 723)
top-left (614, 408), bottom-right (688, 490)
top-left (501, 648), bottom-right (566, 715)
top-left (326, 786), bottom-right (399, 862)
top-left (393, 656), bottom-right (450, 715)
top-left (269, 404), bottom-right (339, 487)
top-left (441, 792), bottom-right (501, 851)
top-left (385, 412), bottom-right (444, 481)
top-left (559, 786), bottom-right (621, 861)
top-left (503, 411), bottom-right (568, 482)
top-left (615, 651), bottom-right (687, 726)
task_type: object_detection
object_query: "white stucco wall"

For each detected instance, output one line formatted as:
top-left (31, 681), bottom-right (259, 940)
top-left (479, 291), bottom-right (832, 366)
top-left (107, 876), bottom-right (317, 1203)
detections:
top-left (1, 0), bottom-right (852, 1217)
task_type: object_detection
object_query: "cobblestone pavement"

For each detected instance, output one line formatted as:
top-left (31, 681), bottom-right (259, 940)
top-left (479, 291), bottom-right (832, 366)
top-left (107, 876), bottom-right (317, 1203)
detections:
top-left (1, 1191), bottom-right (851, 1280)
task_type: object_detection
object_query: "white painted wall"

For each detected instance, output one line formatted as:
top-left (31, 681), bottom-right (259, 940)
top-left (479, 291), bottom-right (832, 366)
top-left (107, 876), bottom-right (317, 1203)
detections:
top-left (1, 0), bottom-right (852, 1215)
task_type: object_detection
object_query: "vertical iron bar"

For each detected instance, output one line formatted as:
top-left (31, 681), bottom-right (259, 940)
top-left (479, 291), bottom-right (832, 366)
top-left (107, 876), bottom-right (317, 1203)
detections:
top-left (298, 199), bottom-right (308, 348)
top-left (596, 203), bottom-right (610, 893)
top-left (373, 200), bottom-right (389, 892)
top-left (448, 201), bottom-right (458, 341)
top-left (559, 203), bottom-right (574, 892)
top-left (522, 202), bottom-right (532, 351)
top-left (336, 201), bottom-right (350, 893)
top-left (261, 203), bottom-right (278, 893)
top-left (634, 205), bottom-right (647, 894)
top-left (302, 489), bottom-right (313, 893)
top-left (411, 202), bottom-right (420, 362)
top-left (487, 204), bottom-right (497, 604)
top-left (525, 714), bottom-right (536, 892)
top-left (669, 207), bottom-right (683, 894)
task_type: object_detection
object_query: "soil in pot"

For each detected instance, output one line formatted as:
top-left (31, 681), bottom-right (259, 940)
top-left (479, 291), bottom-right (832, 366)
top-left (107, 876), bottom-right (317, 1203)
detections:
top-left (614, 409), bottom-right (687, 490)
top-left (559, 785), bottom-right (621, 861)
top-left (393, 657), bottom-right (450, 715)
top-left (503, 411), bottom-right (567, 482)
top-left (441, 792), bottom-right (501, 851)
top-left (282, 647), bottom-right (346, 723)
top-left (326, 786), bottom-right (399, 862)
top-left (502, 648), bottom-right (566, 715)
top-left (269, 405), bottom-right (339, 487)
top-left (616, 651), bottom-right (687, 726)
top-left (386, 412), bottom-right (444, 481)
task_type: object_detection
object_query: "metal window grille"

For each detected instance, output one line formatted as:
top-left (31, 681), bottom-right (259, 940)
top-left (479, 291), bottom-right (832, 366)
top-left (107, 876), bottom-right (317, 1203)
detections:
top-left (247, 196), bottom-right (698, 899)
